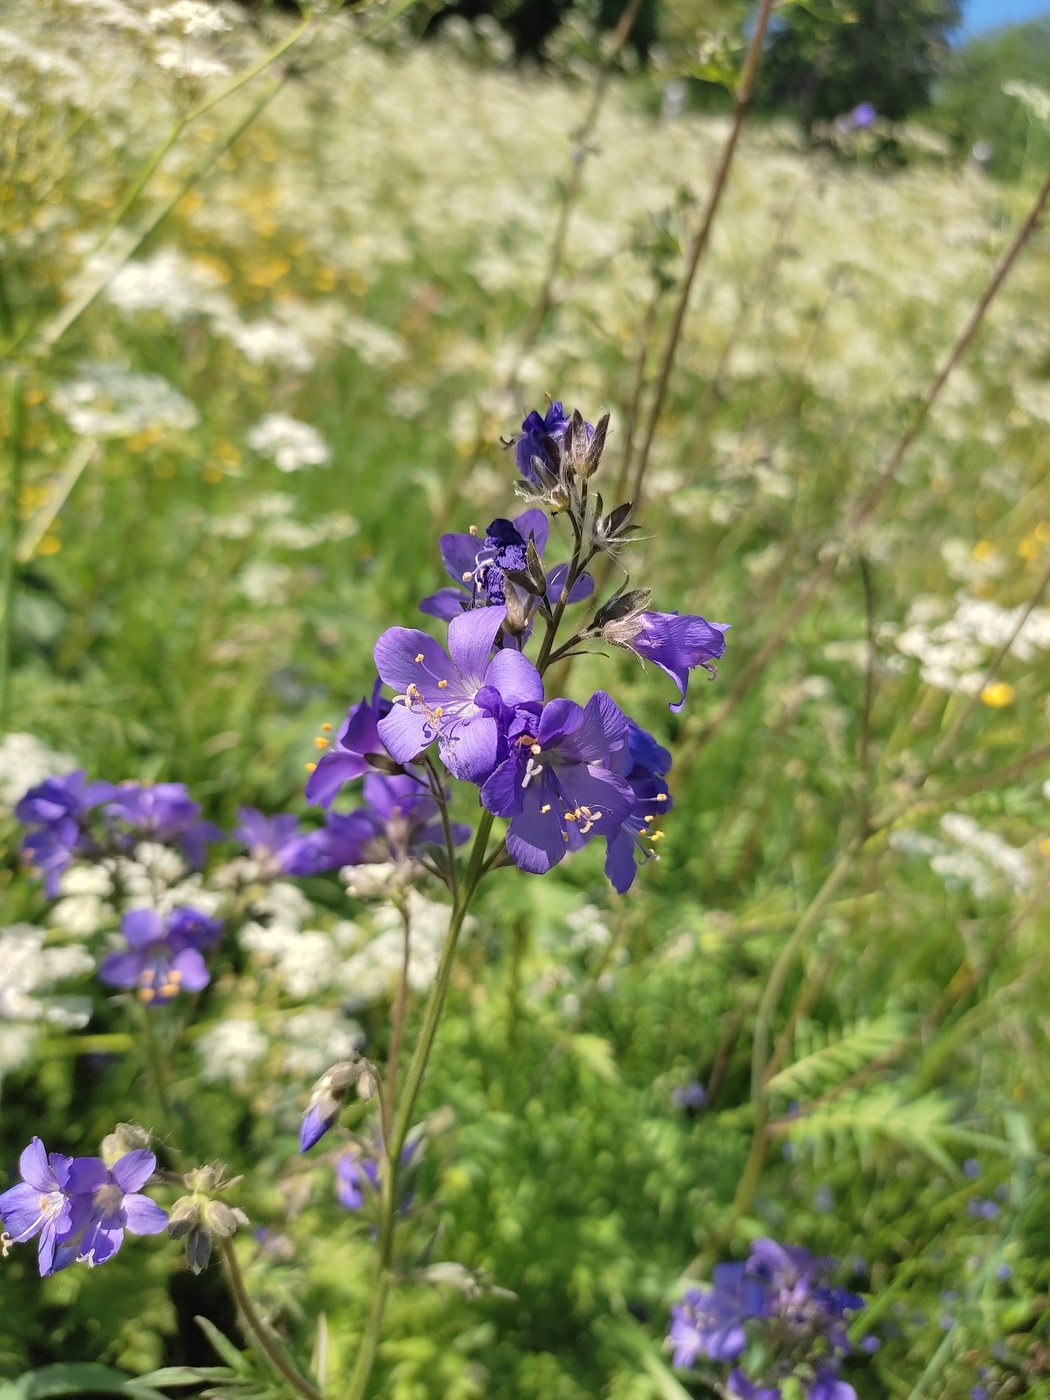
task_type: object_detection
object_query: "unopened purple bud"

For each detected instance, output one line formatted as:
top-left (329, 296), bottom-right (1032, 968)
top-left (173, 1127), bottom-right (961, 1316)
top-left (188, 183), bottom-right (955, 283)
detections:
top-left (963, 1158), bottom-right (981, 1178)
top-left (300, 1105), bottom-right (332, 1153)
top-left (860, 1335), bottom-right (880, 1354)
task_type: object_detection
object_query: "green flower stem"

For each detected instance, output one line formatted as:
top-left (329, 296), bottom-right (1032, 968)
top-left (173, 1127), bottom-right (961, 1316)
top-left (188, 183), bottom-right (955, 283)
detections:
top-left (0, 372), bottom-right (25, 726)
top-left (344, 811), bottom-right (496, 1400)
top-left (220, 1237), bottom-right (326, 1400)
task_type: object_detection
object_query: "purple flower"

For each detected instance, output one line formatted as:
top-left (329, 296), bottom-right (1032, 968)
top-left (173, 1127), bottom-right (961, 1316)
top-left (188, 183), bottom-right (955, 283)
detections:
top-left (604, 719), bottom-right (672, 893)
top-left (514, 402), bottom-right (572, 485)
top-left (420, 510), bottom-right (593, 622)
top-left (354, 773), bottom-right (470, 862)
top-left (52, 1148), bottom-right (168, 1271)
top-left (105, 782), bottom-right (222, 866)
top-left (17, 771), bottom-right (114, 895)
top-left (671, 1081), bottom-right (706, 1111)
top-left (375, 606), bottom-right (543, 782)
top-left (668, 1264), bottom-right (768, 1366)
top-left (806, 1367), bottom-right (856, 1400)
top-left (282, 810), bottom-right (377, 876)
top-left (860, 1336), bottom-right (881, 1354)
top-left (0, 1138), bottom-right (102, 1276)
top-left (603, 610), bottom-right (729, 713)
top-left (305, 681), bottom-right (395, 809)
top-left (236, 808), bottom-right (313, 876)
top-left (728, 1370), bottom-right (781, 1400)
top-left (98, 906), bottom-right (221, 1003)
top-left (747, 1239), bottom-right (862, 1350)
top-left (336, 1139), bottom-right (417, 1212)
top-left (963, 1158), bottom-right (981, 1178)
top-left (851, 102), bottom-right (876, 127)
top-left (480, 692), bottom-right (634, 876)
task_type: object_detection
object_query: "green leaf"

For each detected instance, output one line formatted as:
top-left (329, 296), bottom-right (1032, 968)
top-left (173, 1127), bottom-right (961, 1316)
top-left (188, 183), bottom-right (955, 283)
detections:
top-left (767, 1014), bottom-right (909, 1100)
top-left (132, 1370), bottom-right (238, 1389)
top-left (568, 1034), bottom-right (620, 1084)
top-left (4, 1365), bottom-right (140, 1400)
top-left (194, 1318), bottom-right (252, 1376)
top-left (781, 1087), bottom-right (976, 1172)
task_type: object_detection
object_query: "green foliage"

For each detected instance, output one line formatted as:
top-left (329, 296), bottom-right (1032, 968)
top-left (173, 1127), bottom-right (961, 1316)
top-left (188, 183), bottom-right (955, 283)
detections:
top-left (765, 1014), bottom-right (910, 1100)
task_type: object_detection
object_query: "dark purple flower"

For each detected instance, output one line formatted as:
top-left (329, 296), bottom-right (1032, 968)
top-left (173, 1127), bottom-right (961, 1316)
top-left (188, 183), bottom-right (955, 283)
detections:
top-left (603, 610), bottom-right (729, 713)
top-left (236, 808), bottom-right (312, 876)
top-left (604, 719), bottom-right (672, 893)
top-left (0, 1138), bottom-right (103, 1276)
top-left (480, 692), bottom-right (634, 875)
top-left (851, 102), bottom-right (876, 127)
top-left (375, 606), bottom-right (543, 782)
top-left (728, 1369), bottom-right (781, 1400)
top-left (305, 681), bottom-right (395, 809)
top-left (420, 509), bottom-right (593, 622)
top-left (806, 1367), bottom-right (855, 1400)
top-left (747, 1239), bottom-right (862, 1350)
top-left (514, 402), bottom-right (572, 485)
top-left (336, 1139), bottom-right (417, 1212)
top-left (281, 810), bottom-right (376, 876)
top-left (17, 771), bottom-right (114, 895)
top-left (98, 906), bottom-right (220, 1004)
top-left (52, 1148), bottom-right (167, 1271)
top-left (667, 1264), bottom-right (767, 1366)
top-left (300, 1106), bottom-right (330, 1152)
top-left (105, 782), bottom-right (222, 866)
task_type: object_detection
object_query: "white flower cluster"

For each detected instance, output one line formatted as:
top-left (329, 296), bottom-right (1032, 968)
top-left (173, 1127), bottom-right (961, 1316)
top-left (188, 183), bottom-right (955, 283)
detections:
top-left (0, 924), bottom-right (95, 1076)
top-left (202, 490), bottom-right (357, 550)
top-left (0, 732), bottom-right (77, 814)
top-left (895, 591), bottom-right (1050, 695)
top-left (247, 414), bottom-right (332, 473)
top-left (51, 362), bottom-right (199, 438)
top-left (890, 814), bottom-right (1034, 901)
top-left (340, 891), bottom-right (459, 1008)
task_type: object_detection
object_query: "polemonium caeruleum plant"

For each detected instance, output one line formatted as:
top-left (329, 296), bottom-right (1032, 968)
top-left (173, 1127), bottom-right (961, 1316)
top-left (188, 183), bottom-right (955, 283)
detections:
top-left (1, 402), bottom-right (728, 1400)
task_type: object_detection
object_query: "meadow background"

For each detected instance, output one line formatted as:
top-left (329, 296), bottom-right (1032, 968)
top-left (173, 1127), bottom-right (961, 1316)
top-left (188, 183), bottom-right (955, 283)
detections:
top-left (5, 1), bottom-right (1050, 1397)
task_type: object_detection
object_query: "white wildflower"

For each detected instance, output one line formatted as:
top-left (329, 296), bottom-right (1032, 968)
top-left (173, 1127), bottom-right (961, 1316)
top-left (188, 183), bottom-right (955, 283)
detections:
top-left (236, 562), bottom-right (293, 607)
top-left (197, 1018), bottom-right (268, 1083)
top-left (146, 1), bottom-right (232, 36)
top-left (280, 1008), bottom-right (364, 1078)
top-left (0, 733), bottom-right (77, 813)
top-left (49, 895), bottom-right (112, 938)
top-left (240, 923), bottom-right (335, 1000)
top-left (247, 414), bottom-right (331, 472)
top-left (52, 363), bottom-right (199, 438)
top-left (152, 41), bottom-right (229, 79)
top-left (59, 863), bottom-right (114, 898)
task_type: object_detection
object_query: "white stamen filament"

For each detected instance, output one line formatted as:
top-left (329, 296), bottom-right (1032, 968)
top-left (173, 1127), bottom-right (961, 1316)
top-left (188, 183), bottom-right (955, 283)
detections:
top-left (522, 757), bottom-right (543, 788)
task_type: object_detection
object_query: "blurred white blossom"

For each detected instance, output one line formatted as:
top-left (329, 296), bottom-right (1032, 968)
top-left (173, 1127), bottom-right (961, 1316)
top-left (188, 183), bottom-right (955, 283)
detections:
top-left (247, 414), bottom-right (332, 473)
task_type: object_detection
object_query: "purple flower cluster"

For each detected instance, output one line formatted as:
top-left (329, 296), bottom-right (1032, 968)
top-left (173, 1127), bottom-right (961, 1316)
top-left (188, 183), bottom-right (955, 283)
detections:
top-left (17, 774), bottom-right (222, 895)
top-left (0, 1138), bottom-right (167, 1277)
top-left (668, 1239), bottom-right (865, 1400)
top-left (98, 906), bottom-right (222, 1004)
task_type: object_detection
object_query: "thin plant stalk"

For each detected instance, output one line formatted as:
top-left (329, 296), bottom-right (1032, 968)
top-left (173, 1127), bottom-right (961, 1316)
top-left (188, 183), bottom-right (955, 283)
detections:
top-left (687, 163), bottom-right (1050, 752)
top-left (504, 0), bottom-right (644, 392)
top-left (0, 373), bottom-right (25, 726)
top-left (628, 0), bottom-right (777, 511)
top-left (383, 900), bottom-right (413, 1143)
top-left (220, 1238), bottom-right (325, 1400)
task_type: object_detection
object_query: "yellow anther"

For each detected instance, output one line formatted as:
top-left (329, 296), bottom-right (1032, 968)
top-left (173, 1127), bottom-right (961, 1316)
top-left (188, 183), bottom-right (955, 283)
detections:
top-left (434, 707), bottom-right (444, 718)
top-left (437, 679), bottom-right (448, 689)
top-left (462, 572), bottom-right (473, 582)
top-left (140, 969), bottom-right (155, 984)
top-left (656, 793), bottom-right (668, 802)
top-left (469, 524), bottom-right (479, 536)
top-left (565, 811), bottom-right (577, 822)
top-left (530, 743), bottom-right (541, 755)
top-left (562, 832), bottom-right (570, 842)
top-left (644, 814), bottom-right (655, 823)
top-left (169, 968), bottom-right (182, 983)
top-left (305, 762), bottom-right (317, 772)
top-left (541, 804), bottom-right (551, 813)
top-left (314, 736), bottom-right (330, 749)
top-left (138, 988), bottom-right (155, 1003)
top-left (415, 652), bottom-right (425, 663)
top-left (650, 830), bottom-right (665, 843)
top-left (321, 722), bottom-right (332, 732)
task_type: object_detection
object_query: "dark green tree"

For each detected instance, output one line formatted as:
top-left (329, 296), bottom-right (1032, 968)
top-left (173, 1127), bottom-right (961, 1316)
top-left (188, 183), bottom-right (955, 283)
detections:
top-left (755, 0), bottom-right (961, 126)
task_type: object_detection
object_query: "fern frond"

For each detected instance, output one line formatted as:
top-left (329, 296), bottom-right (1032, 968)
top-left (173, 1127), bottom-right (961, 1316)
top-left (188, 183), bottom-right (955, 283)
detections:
top-left (780, 1087), bottom-right (976, 1173)
top-left (766, 1014), bottom-right (909, 1100)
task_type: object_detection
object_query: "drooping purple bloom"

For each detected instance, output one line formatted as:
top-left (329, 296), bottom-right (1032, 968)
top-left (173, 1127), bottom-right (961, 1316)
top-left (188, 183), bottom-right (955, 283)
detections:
top-left (604, 719), bottom-right (672, 893)
top-left (514, 402), bottom-right (572, 485)
top-left (104, 782), bottom-right (222, 866)
top-left (282, 810), bottom-right (377, 876)
top-left (354, 773), bottom-right (470, 862)
top-left (52, 1148), bottom-right (168, 1271)
top-left (335, 1139), bottom-right (418, 1213)
top-left (605, 611), bottom-right (729, 713)
top-left (420, 510), bottom-right (593, 622)
top-left (305, 681), bottom-right (395, 808)
top-left (98, 906), bottom-right (221, 1004)
top-left (375, 606), bottom-right (543, 782)
top-left (728, 1369), bottom-right (782, 1400)
top-left (0, 1139), bottom-right (104, 1276)
top-left (667, 1264), bottom-right (768, 1367)
top-left (480, 692), bottom-right (634, 876)
top-left (17, 771), bottom-right (114, 895)
top-left (236, 808), bottom-right (311, 876)
top-left (806, 1367), bottom-right (856, 1400)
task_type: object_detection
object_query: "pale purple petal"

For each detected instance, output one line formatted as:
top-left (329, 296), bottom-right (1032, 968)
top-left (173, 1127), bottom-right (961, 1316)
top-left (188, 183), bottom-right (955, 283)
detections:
top-left (306, 751), bottom-right (371, 808)
top-left (98, 950), bottom-right (146, 988)
top-left (64, 1157), bottom-right (109, 1195)
top-left (483, 648), bottom-right (544, 707)
top-left (374, 627), bottom-right (456, 696)
top-left (0, 1182), bottom-right (48, 1240)
top-left (419, 588), bottom-right (466, 621)
top-left (604, 827), bottom-right (639, 894)
top-left (446, 606), bottom-right (506, 688)
top-left (480, 757), bottom-right (525, 819)
top-left (442, 715), bottom-right (499, 783)
top-left (378, 704), bottom-right (433, 765)
top-left (506, 781), bottom-right (570, 874)
top-left (439, 532), bottom-right (482, 586)
top-left (559, 691), bottom-right (628, 764)
top-left (513, 508), bottom-right (549, 553)
top-left (545, 563), bottom-right (594, 605)
top-left (122, 908), bottom-right (163, 949)
top-left (123, 1193), bottom-right (168, 1235)
top-left (111, 1149), bottom-right (156, 1194)
top-left (171, 947), bottom-right (210, 993)
top-left (18, 1138), bottom-right (52, 1192)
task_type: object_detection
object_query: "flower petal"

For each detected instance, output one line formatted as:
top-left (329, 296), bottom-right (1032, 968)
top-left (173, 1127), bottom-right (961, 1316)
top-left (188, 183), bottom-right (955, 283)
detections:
top-left (171, 947), bottom-right (210, 993)
top-left (513, 508), bottom-right (549, 554)
top-left (378, 704), bottom-right (433, 766)
top-left (122, 907), bottom-right (163, 949)
top-left (483, 648), bottom-right (544, 708)
top-left (123, 1193), bottom-right (168, 1235)
top-left (65, 1156), bottom-right (109, 1195)
top-left (0, 1182), bottom-right (48, 1240)
top-left (111, 1149), bottom-right (156, 1194)
top-left (18, 1138), bottom-right (52, 1192)
top-left (419, 588), bottom-right (466, 621)
top-left (441, 714), bottom-right (499, 783)
top-left (446, 607), bottom-right (506, 689)
top-left (374, 627), bottom-right (455, 697)
top-left (98, 950), bottom-right (146, 988)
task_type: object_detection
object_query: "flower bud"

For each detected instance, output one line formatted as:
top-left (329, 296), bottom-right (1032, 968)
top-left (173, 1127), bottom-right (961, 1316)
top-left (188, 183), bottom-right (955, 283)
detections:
top-left (100, 1123), bottom-right (152, 1166)
top-left (203, 1200), bottom-right (250, 1238)
top-left (186, 1225), bottom-right (213, 1274)
top-left (166, 1196), bottom-right (202, 1240)
top-left (300, 1055), bottom-right (371, 1152)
